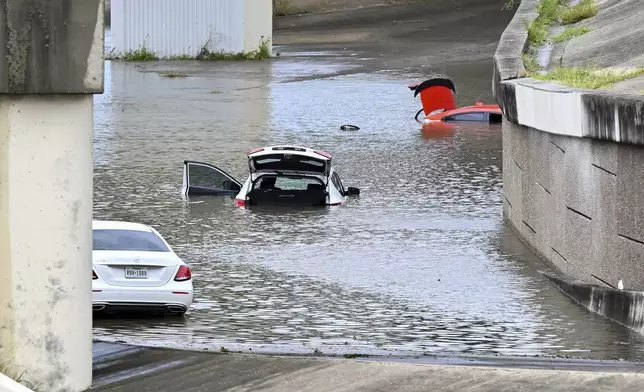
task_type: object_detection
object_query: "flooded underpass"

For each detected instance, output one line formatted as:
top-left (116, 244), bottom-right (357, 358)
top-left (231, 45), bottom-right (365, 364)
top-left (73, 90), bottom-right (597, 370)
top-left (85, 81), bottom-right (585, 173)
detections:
top-left (93, 2), bottom-right (644, 363)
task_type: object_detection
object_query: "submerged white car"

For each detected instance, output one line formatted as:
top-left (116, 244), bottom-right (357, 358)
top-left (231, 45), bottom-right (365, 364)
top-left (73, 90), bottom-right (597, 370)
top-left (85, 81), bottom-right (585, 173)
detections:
top-left (92, 220), bottom-right (193, 316)
top-left (182, 145), bottom-right (360, 207)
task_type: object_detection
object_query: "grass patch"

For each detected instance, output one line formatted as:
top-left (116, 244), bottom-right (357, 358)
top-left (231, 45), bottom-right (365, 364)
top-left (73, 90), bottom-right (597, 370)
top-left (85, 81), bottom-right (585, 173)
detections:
top-left (522, 53), bottom-right (542, 74)
top-left (524, 0), bottom-right (568, 46)
top-left (108, 38), bottom-right (272, 61)
top-left (525, 18), bottom-right (549, 46)
top-left (166, 54), bottom-right (194, 60)
top-left (107, 46), bottom-right (159, 61)
top-left (196, 37), bottom-right (272, 60)
top-left (209, 89), bottom-right (223, 94)
top-left (0, 362), bottom-right (42, 391)
top-left (502, 0), bottom-right (518, 11)
top-left (535, 0), bottom-right (567, 23)
top-left (532, 67), bottom-right (644, 89)
top-left (560, 0), bottom-right (599, 24)
top-left (273, 0), bottom-right (308, 16)
top-left (552, 25), bottom-right (591, 43)
top-left (158, 71), bottom-right (188, 78)
top-left (343, 353), bottom-right (370, 359)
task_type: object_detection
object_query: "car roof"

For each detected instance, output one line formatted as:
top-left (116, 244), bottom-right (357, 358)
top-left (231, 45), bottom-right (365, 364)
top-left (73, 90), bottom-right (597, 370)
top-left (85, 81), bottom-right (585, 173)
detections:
top-left (92, 220), bottom-right (154, 232)
top-left (431, 104), bottom-right (502, 119)
top-left (247, 145), bottom-right (332, 161)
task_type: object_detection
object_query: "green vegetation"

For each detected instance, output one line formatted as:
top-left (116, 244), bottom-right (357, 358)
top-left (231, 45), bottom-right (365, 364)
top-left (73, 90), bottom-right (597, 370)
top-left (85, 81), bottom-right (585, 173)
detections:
top-left (0, 362), bottom-right (41, 391)
top-left (524, 0), bottom-right (598, 46)
top-left (209, 89), bottom-right (223, 94)
top-left (107, 38), bottom-right (272, 61)
top-left (532, 67), bottom-right (644, 89)
top-left (525, 18), bottom-right (549, 46)
top-left (502, 0), bottom-right (518, 11)
top-left (158, 71), bottom-right (188, 78)
top-left (522, 0), bottom-right (599, 75)
top-left (219, 346), bottom-right (230, 353)
top-left (552, 25), bottom-right (591, 43)
top-left (107, 46), bottom-right (159, 61)
top-left (524, 0), bottom-right (567, 46)
top-left (536, 0), bottom-right (567, 23)
top-left (166, 54), bottom-right (194, 60)
top-left (273, 0), bottom-right (309, 16)
top-left (560, 0), bottom-right (599, 24)
top-left (343, 353), bottom-right (370, 359)
top-left (522, 53), bottom-right (542, 74)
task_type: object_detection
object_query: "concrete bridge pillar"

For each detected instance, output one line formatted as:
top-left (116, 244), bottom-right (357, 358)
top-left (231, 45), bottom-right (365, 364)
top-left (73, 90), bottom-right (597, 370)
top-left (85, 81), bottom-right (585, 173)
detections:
top-left (0, 1), bottom-right (104, 391)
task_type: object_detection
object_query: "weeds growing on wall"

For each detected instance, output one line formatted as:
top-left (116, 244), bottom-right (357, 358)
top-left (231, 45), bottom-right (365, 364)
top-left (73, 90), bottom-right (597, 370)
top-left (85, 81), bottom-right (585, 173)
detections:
top-left (521, 53), bottom-right (541, 74)
top-left (524, 0), bottom-right (598, 47)
top-left (560, 0), bottom-right (599, 24)
top-left (524, 0), bottom-right (567, 46)
top-left (196, 38), bottom-right (272, 60)
top-left (0, 362), bottom-right (42, 391)
top-left (532, 67), bottom-right (644, 89)
top-left (106, 45), bottom-right (159, 61)
top-left (107, 38), bottom-right (273, 62)
top-left (522, 0), bottom-right (599, 75)
top-left (552, 26), bottom-right (591, 43)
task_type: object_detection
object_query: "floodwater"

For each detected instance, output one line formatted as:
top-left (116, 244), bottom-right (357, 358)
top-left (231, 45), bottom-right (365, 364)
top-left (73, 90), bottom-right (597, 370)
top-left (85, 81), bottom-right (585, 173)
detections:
top-left (93, 34), bottom-right (644, 361)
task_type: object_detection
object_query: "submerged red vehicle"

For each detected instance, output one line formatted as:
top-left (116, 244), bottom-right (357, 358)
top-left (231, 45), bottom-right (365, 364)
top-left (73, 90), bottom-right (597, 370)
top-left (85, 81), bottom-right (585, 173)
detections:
top-left (408, 78), bottom-right (502, 125)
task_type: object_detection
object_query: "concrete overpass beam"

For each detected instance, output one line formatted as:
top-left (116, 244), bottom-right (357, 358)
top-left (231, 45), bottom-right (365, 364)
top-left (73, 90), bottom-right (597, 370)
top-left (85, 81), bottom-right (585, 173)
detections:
top-left (0, 1), bottom-right (104, 391)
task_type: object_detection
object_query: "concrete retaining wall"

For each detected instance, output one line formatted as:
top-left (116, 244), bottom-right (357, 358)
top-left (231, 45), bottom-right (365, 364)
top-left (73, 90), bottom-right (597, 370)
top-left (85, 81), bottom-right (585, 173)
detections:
top-left (110, 0), bottom-right (272, 58)
top-left (493, 0), bottom-right (644, 299)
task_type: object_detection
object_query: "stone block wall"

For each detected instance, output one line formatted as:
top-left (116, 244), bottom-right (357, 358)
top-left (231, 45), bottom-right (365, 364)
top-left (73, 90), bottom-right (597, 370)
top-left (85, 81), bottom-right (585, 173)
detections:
top-left (494, 0), bottom-right (644, 291)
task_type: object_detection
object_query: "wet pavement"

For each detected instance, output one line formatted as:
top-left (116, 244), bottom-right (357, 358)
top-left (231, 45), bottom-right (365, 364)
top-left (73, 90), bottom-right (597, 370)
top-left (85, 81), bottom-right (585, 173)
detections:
top-left (91, 342), bottom-right (644, 392)
top-left (93, 2), bottom-right (644, 364)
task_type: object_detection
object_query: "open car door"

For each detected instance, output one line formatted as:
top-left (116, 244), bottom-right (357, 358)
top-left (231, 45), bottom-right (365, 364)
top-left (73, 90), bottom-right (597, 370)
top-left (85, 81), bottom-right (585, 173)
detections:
top-left (182, 160), bottom-right (242, 197)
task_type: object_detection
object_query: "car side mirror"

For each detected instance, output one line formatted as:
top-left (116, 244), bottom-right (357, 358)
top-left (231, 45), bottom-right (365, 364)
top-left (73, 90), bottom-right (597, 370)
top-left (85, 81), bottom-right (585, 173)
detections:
top-left (346, 187), bottom-right (360, 196)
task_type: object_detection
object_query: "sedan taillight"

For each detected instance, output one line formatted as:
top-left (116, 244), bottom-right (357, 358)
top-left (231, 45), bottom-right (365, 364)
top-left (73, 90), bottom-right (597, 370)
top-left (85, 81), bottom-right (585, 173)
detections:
top-left (174, 265), bottom-right (192, 282)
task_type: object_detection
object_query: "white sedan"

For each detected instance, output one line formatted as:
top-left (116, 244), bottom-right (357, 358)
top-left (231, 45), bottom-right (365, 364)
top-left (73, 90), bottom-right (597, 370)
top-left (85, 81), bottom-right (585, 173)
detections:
top-left (92, 220), bottom-right (193, 316)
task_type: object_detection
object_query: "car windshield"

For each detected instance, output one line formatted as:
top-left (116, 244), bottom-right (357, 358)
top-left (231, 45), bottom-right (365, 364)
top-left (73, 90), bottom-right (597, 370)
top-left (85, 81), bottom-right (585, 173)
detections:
top-left (93, 229), bottom-right (170, 252)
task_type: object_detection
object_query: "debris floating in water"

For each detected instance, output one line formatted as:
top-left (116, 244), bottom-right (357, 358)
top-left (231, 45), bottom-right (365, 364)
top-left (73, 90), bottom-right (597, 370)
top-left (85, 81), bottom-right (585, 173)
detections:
top-left (340, 124), bottom-right (360, 131)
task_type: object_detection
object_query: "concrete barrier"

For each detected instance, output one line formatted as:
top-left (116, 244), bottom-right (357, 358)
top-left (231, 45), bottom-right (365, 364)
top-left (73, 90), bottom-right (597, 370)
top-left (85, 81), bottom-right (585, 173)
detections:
top-left (493, 0), bottom-right (644, 328)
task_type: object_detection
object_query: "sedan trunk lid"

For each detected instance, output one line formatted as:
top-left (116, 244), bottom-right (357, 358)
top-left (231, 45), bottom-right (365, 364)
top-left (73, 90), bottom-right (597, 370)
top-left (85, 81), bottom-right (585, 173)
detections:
top-left (93, 251), bottom-right (181, 287)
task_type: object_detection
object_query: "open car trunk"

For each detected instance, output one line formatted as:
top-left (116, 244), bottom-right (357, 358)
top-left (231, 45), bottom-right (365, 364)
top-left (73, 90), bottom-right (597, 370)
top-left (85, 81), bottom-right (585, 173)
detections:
top-left (246, 174), bottom-right (328, 207)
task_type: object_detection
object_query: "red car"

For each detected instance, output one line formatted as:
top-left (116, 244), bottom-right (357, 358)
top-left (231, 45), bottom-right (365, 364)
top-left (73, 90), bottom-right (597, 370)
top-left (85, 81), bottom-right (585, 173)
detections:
top-left (409, 78), bottom-right (502, 124)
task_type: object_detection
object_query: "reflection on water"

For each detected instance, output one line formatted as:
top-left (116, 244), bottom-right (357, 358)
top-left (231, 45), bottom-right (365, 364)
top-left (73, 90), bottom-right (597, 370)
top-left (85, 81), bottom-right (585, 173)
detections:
top-left (92, 55), bottom-right (644, 361)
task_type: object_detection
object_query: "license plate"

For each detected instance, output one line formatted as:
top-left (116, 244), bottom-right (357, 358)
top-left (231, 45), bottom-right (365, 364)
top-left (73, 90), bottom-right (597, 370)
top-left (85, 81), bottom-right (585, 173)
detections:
top-left (125, 266), bottom-right (148, 279)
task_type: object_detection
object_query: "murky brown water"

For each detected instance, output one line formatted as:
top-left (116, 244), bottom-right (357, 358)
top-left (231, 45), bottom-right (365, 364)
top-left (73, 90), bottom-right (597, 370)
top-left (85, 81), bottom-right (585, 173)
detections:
top-left (92, 35), bottom-right (644, 360)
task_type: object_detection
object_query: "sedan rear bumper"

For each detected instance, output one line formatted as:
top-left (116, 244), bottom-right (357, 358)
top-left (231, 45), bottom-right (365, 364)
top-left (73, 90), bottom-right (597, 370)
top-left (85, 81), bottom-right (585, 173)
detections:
top-left (92, 287), bottom-right (193, 314)
top-left (92, 302), bottom-right (188, 315)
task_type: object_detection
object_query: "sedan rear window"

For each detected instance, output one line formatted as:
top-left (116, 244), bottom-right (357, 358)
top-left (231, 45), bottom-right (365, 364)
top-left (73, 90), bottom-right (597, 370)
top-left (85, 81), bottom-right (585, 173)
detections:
top-left (93, 229), bottom-right (170, 252)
